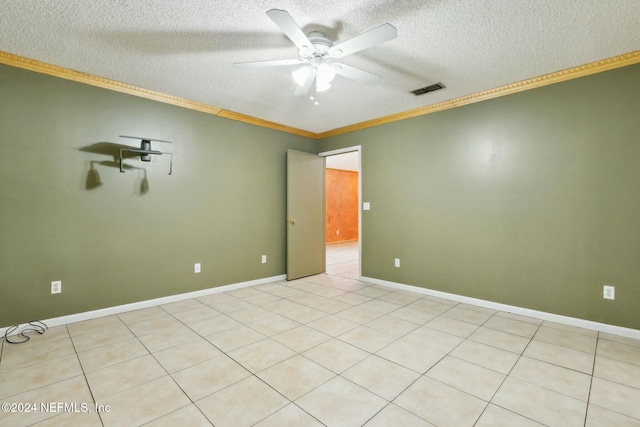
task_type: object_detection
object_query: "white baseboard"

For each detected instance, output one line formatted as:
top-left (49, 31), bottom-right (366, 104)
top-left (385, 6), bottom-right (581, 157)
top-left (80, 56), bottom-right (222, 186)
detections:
top-left (5, 274), bottom-right (637, 342)
top-left (1, 275), bottom-right (286, 338)
top-left (361, 276), bottom-right (640, 341)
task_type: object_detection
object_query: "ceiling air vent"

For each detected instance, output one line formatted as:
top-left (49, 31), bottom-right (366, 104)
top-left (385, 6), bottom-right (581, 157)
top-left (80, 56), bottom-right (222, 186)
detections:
top-left (410, 83), bottom-right (445, 96)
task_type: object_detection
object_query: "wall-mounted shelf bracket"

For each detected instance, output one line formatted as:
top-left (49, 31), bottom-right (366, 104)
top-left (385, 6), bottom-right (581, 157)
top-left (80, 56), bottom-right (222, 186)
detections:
top-left (118, 135), bottom-right (173, 175)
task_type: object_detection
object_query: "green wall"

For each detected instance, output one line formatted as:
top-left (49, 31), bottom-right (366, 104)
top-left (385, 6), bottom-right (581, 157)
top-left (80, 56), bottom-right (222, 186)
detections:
top-left (2, 61), bottom-right (639, 331)
top-left (0, 64), bottom-right (315, 327)
top-left (318, 64), bottom-right (640, 330)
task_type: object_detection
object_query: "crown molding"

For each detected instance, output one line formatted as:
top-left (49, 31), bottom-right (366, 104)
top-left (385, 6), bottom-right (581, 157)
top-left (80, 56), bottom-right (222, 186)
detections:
top-left (217, 109), bottom-right (317, 139)
top-left (0, 51), bottom-right (224, 116)
top-left (0, 51), bottom-right (313, 138)
top-left (2, 49), bottom-right (638, 140)
top-left (317, 50), bottom-right (640, 139)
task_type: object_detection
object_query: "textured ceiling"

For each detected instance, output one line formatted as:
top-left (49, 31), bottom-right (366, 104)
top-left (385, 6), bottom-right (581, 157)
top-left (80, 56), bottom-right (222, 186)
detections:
top-left (1, 1), bottom-right (639, 134)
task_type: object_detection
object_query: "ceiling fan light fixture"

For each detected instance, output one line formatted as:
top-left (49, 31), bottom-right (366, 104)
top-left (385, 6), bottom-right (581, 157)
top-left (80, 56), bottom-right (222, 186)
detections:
top-left (317, 63), bottom-right (336, 84)
top-left (315, 62), bottom-right (335, 92)
top-left (292, 66), bottom-right (311, 86)
top-left (316, 81), bottom-right (331, 92)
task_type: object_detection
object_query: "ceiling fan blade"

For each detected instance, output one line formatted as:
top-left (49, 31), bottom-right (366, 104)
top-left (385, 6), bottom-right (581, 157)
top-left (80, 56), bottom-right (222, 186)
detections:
top-left (266, 9), bottom-right (313, 51)
top-left (329, 23), bottom-right (397, 58)
top-left (233, 58), bottom-right (305, 69)
top-left (333, 63), bottom-right (382, 85)
top-left (294, 67), bottom-right (317, 96)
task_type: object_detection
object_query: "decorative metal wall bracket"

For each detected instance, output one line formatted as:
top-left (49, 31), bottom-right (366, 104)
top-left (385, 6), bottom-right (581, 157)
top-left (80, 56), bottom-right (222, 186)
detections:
top-left (119, 135), bottom-right (173, 175)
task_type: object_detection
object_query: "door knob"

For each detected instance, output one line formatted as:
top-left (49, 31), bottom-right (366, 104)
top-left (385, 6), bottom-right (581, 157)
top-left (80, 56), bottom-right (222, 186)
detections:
top-left (287, 218), bottom-right (296, 225)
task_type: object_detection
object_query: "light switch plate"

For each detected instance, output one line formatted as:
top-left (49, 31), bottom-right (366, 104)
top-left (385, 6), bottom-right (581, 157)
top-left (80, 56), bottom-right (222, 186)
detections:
top-left (363, 202), bottom-right (371, 211)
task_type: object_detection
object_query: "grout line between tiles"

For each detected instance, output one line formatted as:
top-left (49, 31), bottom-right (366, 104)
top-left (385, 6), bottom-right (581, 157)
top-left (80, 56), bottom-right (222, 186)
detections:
top-left (3, 244), bottom-right (640, 426)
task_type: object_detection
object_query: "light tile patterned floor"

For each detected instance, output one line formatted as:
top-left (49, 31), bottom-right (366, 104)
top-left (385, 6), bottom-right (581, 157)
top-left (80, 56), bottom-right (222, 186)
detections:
top-left (1, 242), bottom-right (640, 426)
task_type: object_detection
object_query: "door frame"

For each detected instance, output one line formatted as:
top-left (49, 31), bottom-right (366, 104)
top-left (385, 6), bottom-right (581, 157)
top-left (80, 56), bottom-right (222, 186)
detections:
top-left (318, 145), bottom-right (362, 279)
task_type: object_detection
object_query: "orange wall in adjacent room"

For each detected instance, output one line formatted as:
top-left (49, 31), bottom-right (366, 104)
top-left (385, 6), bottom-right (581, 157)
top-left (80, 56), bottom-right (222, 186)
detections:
top-left (326, 168), bottom-right (358, 243)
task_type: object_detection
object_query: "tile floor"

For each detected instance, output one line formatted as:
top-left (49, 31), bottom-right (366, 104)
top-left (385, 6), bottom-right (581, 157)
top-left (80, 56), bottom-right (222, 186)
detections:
top-left (1, 242), bottom-right (640, 426)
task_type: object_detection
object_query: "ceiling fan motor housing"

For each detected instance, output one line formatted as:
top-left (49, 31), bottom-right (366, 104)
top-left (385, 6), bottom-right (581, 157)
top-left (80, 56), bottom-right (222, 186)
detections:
top-left (300, 31), bottom-right (333, 60)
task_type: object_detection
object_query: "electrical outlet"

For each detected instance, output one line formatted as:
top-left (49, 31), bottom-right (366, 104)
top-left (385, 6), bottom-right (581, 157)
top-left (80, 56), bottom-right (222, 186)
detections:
top-left (394, 258), bottom-right (400, 268)
top-left (194, 263), bottom-right (201, 273)
top-left (51, 280), bottom-right (62, 294)
top-left (261, 255), bottom-right (267, 264)
top-left (603, 285), bottom-right (615, 300)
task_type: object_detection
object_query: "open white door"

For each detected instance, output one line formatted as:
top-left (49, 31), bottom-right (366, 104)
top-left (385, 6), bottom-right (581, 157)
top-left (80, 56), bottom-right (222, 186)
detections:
top-left (286, 149), bottom-right (326, 280)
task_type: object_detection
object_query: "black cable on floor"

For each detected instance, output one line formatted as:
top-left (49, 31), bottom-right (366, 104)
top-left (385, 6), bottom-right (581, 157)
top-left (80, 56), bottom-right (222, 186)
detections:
top-left (3, 321), bottom-right (48, 344)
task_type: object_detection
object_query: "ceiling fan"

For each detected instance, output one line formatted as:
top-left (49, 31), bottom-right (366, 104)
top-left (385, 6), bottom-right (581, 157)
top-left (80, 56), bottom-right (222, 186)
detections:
top-left (233, 9), bottom-right (397, 102)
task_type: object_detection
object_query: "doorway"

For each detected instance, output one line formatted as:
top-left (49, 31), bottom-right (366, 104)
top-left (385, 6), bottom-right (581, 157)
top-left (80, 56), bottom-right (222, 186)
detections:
top-left (319, 147), bottom-right (361, 280)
